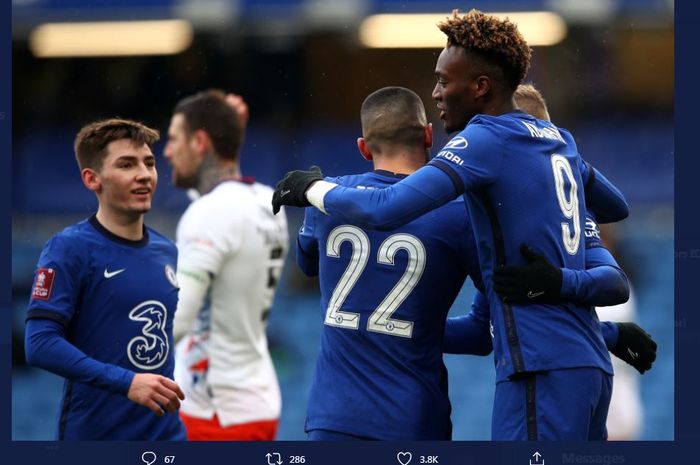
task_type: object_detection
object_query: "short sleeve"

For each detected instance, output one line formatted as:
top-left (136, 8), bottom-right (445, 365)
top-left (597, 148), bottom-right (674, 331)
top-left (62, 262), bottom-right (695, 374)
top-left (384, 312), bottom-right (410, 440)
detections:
top-left (26, 234), bottom-right (85, 326)
top-left (428, 121), bottom-right (504, 192)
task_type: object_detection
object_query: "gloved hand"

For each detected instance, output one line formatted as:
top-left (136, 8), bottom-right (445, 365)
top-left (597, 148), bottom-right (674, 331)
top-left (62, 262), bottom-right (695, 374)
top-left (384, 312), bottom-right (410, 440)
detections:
top-left (610, 322), bottom-right (657, 374)
top-left (272, 166), bottom-right (324, 215)
top-left (493, 244), bottom-right (563, 304)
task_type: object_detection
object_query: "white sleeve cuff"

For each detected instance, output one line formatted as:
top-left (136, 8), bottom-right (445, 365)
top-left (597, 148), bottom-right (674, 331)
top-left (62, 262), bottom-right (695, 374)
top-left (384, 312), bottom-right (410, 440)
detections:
top-left (306, 180), bottom-right (337, 214)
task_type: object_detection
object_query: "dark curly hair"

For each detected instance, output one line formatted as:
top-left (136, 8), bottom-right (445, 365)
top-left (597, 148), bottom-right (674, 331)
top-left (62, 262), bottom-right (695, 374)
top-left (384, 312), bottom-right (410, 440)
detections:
top-left (438, 9), bottom-right (532, 90)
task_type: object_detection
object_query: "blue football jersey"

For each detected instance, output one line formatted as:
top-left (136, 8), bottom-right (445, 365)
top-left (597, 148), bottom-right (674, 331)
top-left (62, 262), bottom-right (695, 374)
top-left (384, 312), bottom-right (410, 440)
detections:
top-left (444, 210), bottom-right (624, 355)
top-left (429, 111), bottom-right (613, 381)
top-left (297, 170), bottom-right (482, 440)
top-left (26, 215), bottom-right (185, 440)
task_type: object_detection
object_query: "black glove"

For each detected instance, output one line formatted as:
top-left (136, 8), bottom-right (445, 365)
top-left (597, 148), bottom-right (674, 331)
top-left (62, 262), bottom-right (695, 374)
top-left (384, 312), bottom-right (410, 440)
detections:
top-left (493, 244), bottom-right (563, 304)
top-left (271, 166), bottom-right (324, 215)
top-left (610, 322), bottom-right (657, 374)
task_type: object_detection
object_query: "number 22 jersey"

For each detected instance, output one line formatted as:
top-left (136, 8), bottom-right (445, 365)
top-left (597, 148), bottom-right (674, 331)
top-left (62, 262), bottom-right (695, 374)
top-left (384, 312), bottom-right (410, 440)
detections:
top-left (298, 170), bottom-right (483, 440)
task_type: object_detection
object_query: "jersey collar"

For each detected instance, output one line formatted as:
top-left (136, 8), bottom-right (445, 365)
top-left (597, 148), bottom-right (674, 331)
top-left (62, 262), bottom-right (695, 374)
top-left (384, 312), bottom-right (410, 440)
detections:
top-left (372, 169), bottom-right (409, 179)
top-left (88, 214), bottom-right (149, 248)
top-left (206, 176), bottom-right (256, 195)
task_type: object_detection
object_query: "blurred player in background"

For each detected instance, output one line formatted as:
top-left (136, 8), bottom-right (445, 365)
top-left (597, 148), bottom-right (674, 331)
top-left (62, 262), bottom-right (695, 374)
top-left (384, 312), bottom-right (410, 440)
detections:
top-left (24, 119), bottom-right (186, 440)
top-left (596, 225), bottom-right (645, 440)
top-left (165, 90), bottom-right (288, 440)
top-left (512, 83), bottom-right (551, 121)
top-left (274, 10), bottom-right (638, 440)
top-left (597, 285), bottom-right (644, 439)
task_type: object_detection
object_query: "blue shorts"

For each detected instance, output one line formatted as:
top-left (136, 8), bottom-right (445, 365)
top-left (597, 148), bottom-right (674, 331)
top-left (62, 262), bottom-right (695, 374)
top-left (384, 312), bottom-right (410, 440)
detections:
top-left (492, 367), bottom-right (612, 440)
top-left (307, 429), bottom-right (375, 441)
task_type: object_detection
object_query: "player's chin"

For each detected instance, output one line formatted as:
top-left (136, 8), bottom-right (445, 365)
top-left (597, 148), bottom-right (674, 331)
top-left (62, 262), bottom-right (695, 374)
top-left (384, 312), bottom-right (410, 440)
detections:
top-left (172, 173), bottom-right (196, 189)
top-left (170, 171), bottom-right (182, 187)
top-left (443, 115), bottom-right (468, 134)
top-left (129, 199), bottom-right (152, 214)
top-left (439, 114), bottom-right (454, 133)
top-left (442, 120), bottom-right (459, 134)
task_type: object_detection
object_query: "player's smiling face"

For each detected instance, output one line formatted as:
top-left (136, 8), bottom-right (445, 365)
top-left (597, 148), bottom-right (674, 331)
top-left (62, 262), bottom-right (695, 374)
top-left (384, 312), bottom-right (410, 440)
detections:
top-left (164, 113), bottom-right (202, 189)
top-left (94, 139), bottom-right (157, 216)
top-left (432, 45), bottom-right (480, 134)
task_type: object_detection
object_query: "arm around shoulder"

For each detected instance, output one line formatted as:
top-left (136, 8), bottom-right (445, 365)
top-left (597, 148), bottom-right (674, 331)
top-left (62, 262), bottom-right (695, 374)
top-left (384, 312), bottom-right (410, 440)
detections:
top-left (322, 165), bottom-right (460, 230)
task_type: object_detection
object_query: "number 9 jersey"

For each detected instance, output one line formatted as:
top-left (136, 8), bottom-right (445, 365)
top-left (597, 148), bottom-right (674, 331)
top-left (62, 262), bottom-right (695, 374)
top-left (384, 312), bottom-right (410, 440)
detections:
top-left (429, 111), bottom-right (613, 383)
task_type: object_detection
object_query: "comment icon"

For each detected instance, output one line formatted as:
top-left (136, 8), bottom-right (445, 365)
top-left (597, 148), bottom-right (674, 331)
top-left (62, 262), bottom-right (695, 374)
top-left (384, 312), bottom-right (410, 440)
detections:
top-left (142, 451), bottom-right (157, 465)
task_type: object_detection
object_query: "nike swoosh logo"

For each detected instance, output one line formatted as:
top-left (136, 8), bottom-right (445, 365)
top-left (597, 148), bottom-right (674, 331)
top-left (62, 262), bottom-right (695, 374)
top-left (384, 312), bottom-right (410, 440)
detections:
top-left (280, 189), bottom-right (291, 197)
top-left (527, 290), bottom-right (545, 299)
top-left (627, 348), bottom-right (639, 360)
top-left (104, 268), bottom-right (126, 278)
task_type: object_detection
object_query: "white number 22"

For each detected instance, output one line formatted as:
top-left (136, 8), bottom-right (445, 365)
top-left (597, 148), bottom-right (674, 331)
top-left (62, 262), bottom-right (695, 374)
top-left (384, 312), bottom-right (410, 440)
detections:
top-left (324, 225), bottom-right (426, 338)
top-left (550, 154), bottom-right (581, 255)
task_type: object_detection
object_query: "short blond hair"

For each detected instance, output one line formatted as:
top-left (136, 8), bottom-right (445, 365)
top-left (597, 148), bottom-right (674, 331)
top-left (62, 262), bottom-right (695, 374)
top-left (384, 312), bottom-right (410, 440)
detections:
top-left (514, 83), bottom-right (550, 121)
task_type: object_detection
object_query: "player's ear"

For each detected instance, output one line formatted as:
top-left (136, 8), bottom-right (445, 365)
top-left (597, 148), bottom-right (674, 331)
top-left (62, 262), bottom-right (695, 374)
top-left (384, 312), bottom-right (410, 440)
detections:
top-left (424, 123), bottom-right (433, 149)
top-left (192, 129), bottom-right (211, 158)
top-left (474, 75), bottom-right (491, 99)
top-left (81, 167), bottom-right (101, 192)
top-left (357, 137), bottom-right (373, 162)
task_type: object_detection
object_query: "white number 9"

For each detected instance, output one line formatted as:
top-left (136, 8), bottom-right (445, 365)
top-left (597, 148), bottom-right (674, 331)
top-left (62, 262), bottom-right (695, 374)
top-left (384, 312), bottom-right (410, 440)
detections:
top-left (550, 154), bottom-right (581, 255)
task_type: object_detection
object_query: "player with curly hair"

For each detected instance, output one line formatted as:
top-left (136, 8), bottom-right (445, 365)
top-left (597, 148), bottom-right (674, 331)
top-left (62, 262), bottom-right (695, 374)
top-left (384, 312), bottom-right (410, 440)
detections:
top-left (273, 9), bottom-right (632, 440)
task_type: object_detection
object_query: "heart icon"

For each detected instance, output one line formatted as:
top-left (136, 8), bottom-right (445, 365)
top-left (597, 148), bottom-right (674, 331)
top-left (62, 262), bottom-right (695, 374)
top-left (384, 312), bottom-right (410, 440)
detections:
top-left (397, 451), bottom-right (412, 465)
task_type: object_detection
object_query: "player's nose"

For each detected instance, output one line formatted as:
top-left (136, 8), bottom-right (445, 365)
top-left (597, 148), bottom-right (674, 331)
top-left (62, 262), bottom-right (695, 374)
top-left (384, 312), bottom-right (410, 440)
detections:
top-left (135, 163), bottom-right (154, 181)
top-left (163, 143), bottom-right (172, 159)
top-left (431, 83), bottom-right (441, 101)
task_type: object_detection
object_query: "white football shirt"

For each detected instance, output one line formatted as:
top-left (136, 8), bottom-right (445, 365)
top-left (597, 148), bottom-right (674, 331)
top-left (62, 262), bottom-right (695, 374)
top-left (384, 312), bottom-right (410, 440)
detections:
top-left (174, 180), bottom-right (288, 426)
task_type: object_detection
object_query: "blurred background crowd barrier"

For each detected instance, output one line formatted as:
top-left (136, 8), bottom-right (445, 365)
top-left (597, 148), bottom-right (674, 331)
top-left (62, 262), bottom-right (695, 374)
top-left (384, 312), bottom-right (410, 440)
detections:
top-left (11, 0), bottom-right (673, 440)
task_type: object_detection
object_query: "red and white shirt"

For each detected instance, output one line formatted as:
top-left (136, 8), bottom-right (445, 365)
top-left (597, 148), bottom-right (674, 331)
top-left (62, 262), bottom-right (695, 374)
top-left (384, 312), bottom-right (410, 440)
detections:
top-left (173, 180), bottom-right (288, 427)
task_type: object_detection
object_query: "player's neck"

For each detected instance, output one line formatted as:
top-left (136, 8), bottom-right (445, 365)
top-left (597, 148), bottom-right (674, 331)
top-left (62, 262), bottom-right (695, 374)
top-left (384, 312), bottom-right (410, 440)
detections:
top-left (95, 207), bottom-right (145, 241)
top-left (196, 157), bottom-right (241, 194)
top-left (483, 94), bottom-right (517, 116)
top-left (372, 151), bottom-right (428, 175)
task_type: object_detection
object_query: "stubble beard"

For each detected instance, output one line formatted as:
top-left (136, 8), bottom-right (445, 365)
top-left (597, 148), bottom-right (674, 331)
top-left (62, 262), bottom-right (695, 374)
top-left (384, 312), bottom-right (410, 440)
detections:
top-left (173, 168), bottom-right (199, 190)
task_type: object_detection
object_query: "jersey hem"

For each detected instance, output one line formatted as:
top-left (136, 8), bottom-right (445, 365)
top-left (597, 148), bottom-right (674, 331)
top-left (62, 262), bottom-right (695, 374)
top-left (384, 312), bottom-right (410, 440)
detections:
top-left (305, 418), bottom-right (451, 441)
